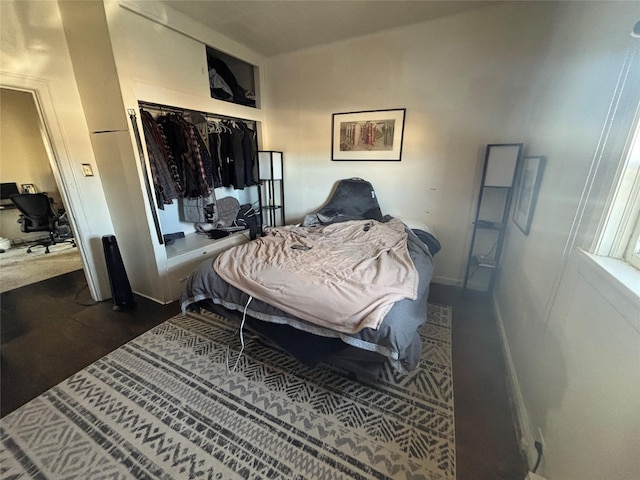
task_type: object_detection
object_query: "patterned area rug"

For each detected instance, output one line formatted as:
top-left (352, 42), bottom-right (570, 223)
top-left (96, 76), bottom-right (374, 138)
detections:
top-left (0, 304), bottom-right (455, 479)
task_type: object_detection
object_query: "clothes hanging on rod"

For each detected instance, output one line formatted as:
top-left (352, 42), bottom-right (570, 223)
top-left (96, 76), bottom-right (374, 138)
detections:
top-left (207, 118), bottom-right (257, 190)
top-left (140, 110), bottom-right (181, 208)
top-left (138, 103), bottom-right (258, 215)
top-left (158, 113), bottom-right (211, 199)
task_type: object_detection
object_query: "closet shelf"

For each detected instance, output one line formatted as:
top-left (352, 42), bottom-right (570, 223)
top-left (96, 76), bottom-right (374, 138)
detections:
top-left (206, 46), bottom-right (257, 109)
top-left (165, 231), bottom-right (248, 261)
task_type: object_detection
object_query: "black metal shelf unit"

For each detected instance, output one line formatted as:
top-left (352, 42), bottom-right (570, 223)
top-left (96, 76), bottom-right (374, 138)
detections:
top-left (257, 151), bottom-right (285, 228)
top-left (463, 143), bottom-right (523, 299)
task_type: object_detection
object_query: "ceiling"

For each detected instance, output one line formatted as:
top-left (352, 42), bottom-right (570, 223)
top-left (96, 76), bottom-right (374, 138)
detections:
top-left (161, 1), bottom-right (498, 57)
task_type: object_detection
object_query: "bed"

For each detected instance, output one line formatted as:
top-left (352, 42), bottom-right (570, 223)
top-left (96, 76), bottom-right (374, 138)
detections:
top-left (180, 178), bottom-right (440, 377)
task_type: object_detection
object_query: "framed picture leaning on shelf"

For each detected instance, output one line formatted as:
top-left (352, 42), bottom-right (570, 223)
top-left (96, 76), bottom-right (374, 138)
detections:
top-left (513, 155), bottom-right (546, 235)
top-left (331, 108), bottom-right (406, 161)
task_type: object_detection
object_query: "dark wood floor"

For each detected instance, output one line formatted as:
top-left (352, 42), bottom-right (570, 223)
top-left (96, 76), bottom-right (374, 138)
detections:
top-left (430, 283), bottom-right (529, 480)
top-left (0, 270), bottom-right (527, 479)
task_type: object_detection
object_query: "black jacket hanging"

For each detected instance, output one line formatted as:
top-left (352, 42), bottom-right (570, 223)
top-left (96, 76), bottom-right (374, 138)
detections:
top-left (240, 122), bottom-right (257, 187)
top-left (229, 123), bottom-right (245, 189)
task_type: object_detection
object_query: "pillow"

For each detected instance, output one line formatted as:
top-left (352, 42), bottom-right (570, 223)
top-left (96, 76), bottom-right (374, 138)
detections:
top-left (397, 217), bottom-right (441, 255)
top-left (396, 216), bottom-right (436, 237)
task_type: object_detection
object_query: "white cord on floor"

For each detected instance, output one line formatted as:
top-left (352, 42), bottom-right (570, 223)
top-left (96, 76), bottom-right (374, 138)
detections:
top-left (226, 295), bottom-right (253, 373)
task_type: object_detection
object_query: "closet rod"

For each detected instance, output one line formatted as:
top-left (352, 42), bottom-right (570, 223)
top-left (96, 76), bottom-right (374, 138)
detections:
top-left (137, 100), bottom-right (256, 125)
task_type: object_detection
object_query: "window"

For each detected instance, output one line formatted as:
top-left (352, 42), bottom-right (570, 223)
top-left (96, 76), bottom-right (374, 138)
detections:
top-left (594, 108), bottom-right (640, 270)
top-left (626, 216), bottom-right (640, 269)
top-left (621, 122), bottom-right (640, 270)
top-left (544, 22), bottom-right (640, 322)
top-left (591, 23), bottom-right (640, 271)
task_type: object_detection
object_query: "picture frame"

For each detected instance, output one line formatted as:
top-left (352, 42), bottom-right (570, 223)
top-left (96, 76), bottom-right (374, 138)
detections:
top-left (21, 183), bottom-right (36, 194)
top-left (513, 155), bottom-right (546, 235)
top-left (332, 108), bottom-right (406, 161)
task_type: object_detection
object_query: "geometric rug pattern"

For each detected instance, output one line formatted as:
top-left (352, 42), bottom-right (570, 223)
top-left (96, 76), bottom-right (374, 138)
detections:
top-left (0, 303), bottom-right (454, 479)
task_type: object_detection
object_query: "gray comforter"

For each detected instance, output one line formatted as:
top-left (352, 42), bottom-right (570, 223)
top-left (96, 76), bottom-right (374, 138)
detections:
top-left (180, 222), bottom-right (435, 373)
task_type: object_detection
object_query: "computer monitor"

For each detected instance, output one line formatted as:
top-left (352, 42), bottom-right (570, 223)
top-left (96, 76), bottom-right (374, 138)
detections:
top-left (0, 182), bottom-right (20, 204)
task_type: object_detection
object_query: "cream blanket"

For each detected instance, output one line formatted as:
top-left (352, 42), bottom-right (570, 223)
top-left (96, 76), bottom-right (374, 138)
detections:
top-left (213, 218), bottom-right (418, 333)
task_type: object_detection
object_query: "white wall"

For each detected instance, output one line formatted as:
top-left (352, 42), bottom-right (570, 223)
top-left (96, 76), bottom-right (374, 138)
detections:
top-left (262, 2), bottom-right (555, 285)
top-left (494, 2), bottom-right (640, 479)
top-left (263, 2), bottom-right (640, 478)
top-left (59, 0), bottom-right (167, 301)
top-left (0, 0), bottom-right (114, 299)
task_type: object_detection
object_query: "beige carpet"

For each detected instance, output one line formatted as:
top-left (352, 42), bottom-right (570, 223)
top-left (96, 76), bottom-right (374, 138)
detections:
top-left (0, 242), bottom-right (83, 293)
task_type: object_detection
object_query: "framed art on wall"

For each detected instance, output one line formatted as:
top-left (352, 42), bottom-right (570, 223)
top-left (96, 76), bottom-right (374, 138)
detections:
top-left (513, 155), bottom-right (546, 235)
top-left (331, 108), bottom-right (406, 161)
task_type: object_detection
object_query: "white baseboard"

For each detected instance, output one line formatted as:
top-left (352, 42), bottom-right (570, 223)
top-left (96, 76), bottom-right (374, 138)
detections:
top-left (492, 295), bottom-right (538, 470)
top-left (431, 275), bottom-right (460, 286)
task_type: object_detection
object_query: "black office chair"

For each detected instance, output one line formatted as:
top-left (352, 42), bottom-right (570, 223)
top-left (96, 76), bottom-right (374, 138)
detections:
top-left (9, 193), bottom-right (76, 254)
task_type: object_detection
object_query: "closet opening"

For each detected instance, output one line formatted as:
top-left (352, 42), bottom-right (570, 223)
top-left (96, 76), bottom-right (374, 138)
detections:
top-left (135, 101), bottom-right (262, 260)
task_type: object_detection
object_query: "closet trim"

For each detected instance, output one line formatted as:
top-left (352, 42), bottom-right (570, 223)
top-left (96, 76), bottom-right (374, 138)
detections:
top-left (128, 108), bottom-right (164, 244)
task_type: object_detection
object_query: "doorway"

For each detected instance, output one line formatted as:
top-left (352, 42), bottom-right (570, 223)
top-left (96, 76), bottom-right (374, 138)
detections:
top-left (0, 87), bottom-right (85, 292)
